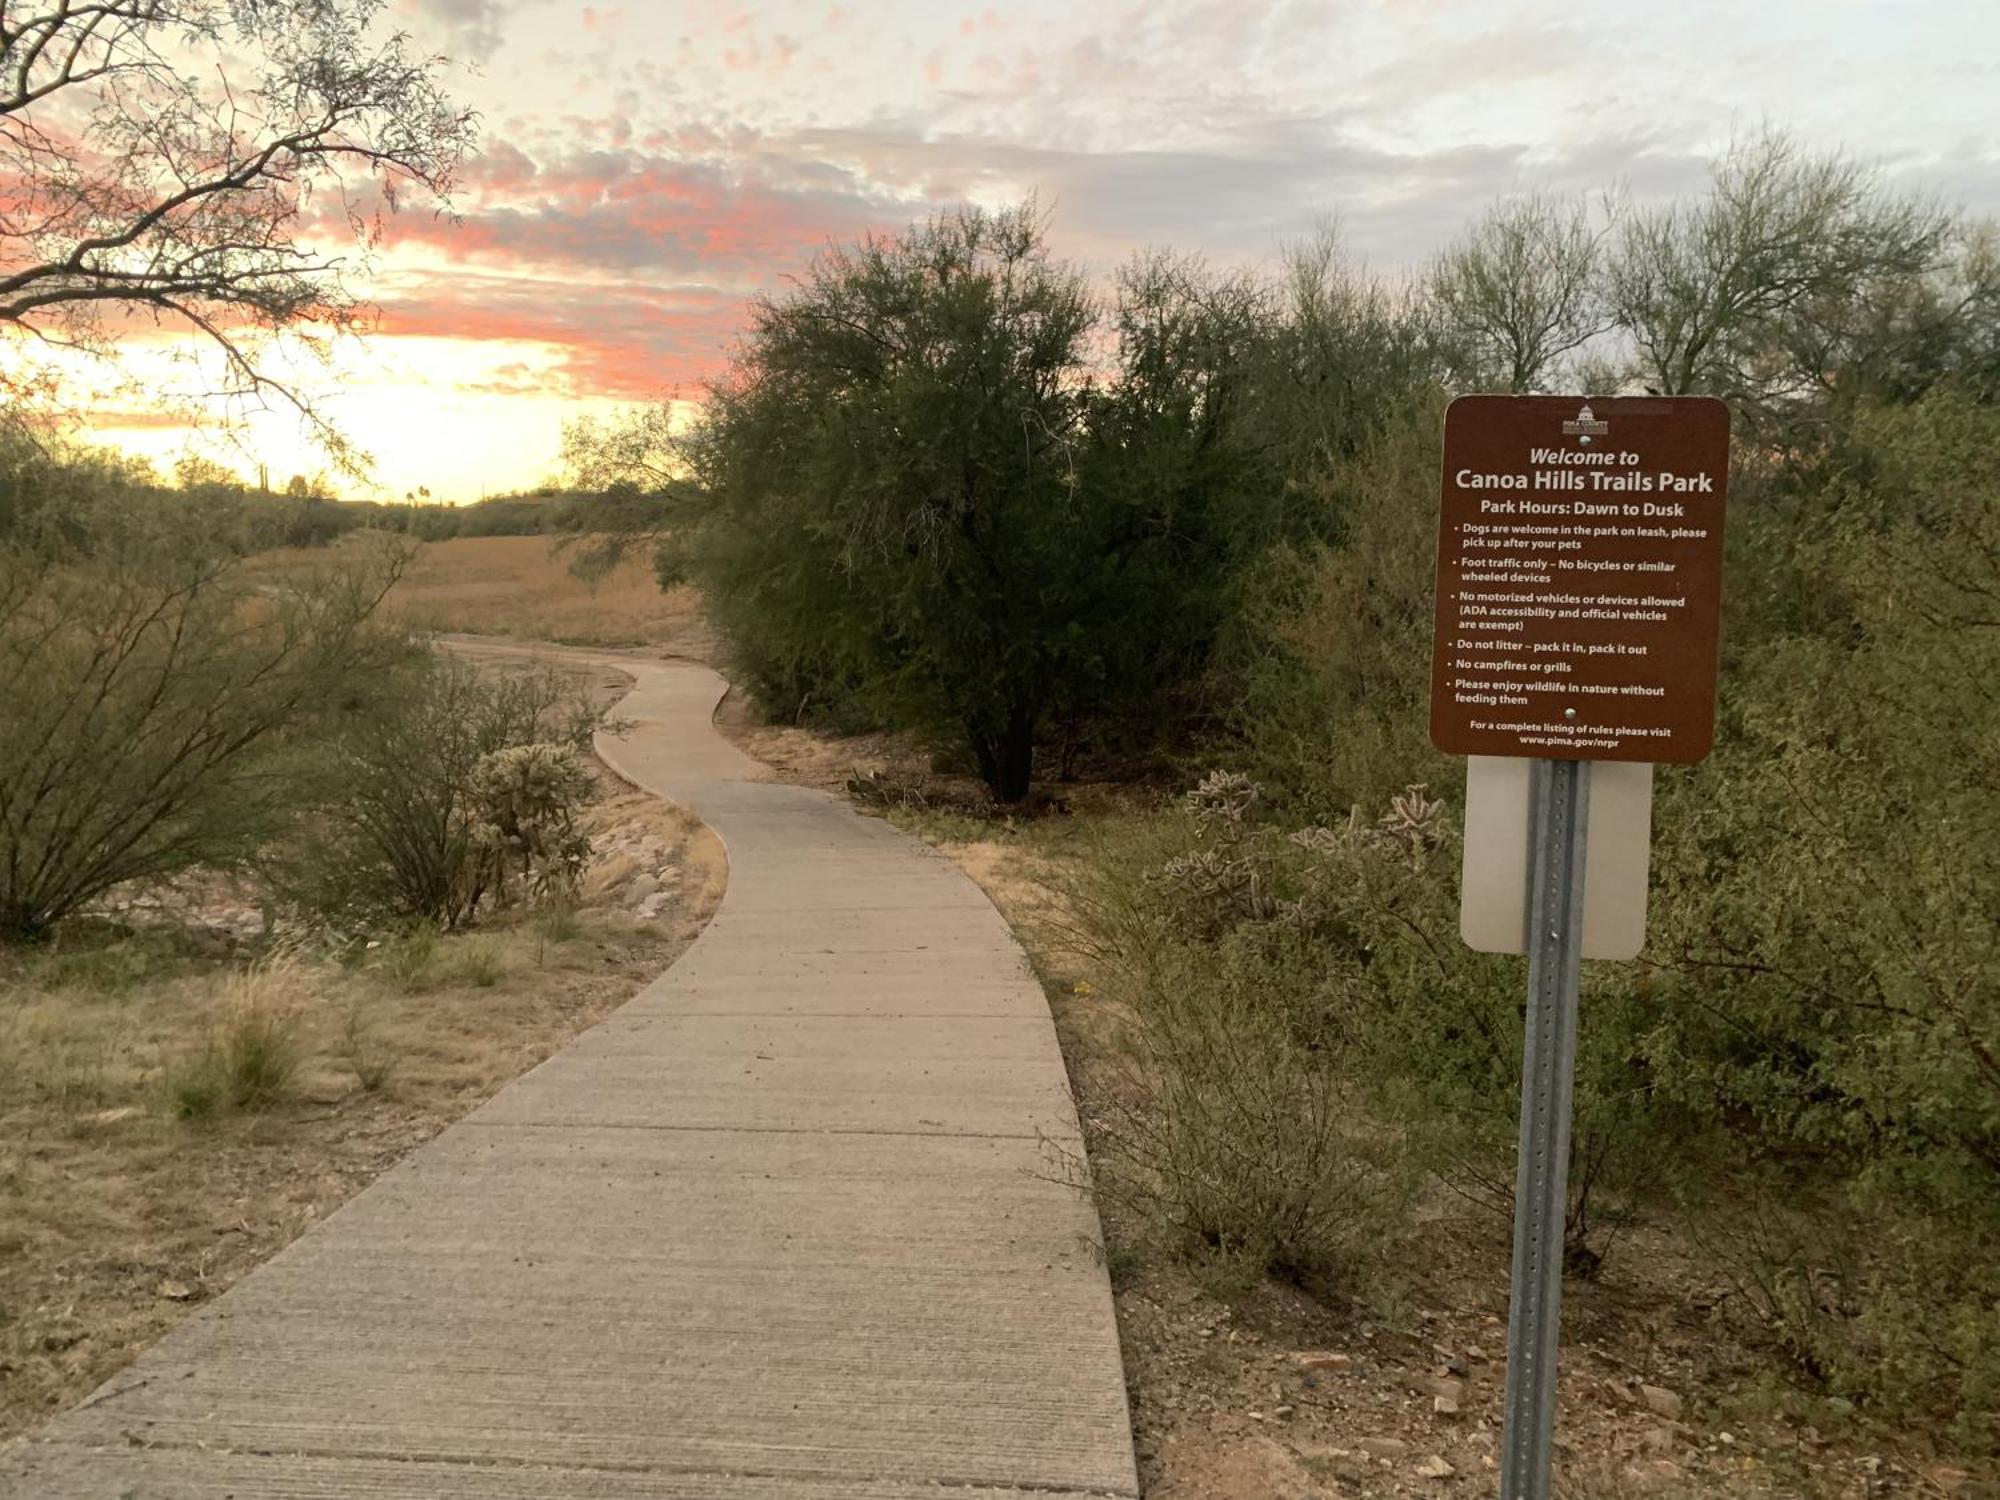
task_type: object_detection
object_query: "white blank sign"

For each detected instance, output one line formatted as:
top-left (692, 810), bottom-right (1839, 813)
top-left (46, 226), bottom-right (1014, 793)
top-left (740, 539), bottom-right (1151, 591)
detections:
top-left (1459, 757), bottom-right (1653, 960)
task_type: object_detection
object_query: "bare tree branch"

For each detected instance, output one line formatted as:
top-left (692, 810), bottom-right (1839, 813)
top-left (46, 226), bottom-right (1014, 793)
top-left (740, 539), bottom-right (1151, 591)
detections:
top-left (1, 0), bottom-right (475, 443)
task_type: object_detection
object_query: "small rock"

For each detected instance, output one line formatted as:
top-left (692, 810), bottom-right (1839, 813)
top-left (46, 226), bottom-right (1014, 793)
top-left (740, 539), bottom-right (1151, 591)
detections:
top-left (1297, 1351), bottom-right (1350, 1371)
top-left (1639, 1383), bottom-right (1684, 1421)
top-left (627, 873), bottom-right (659, 900)
top-left (1639, 1425), bottom-right (1679, 1455)
top-left (1273, 1404), bottom-right (1294, 1420)
top-left (1433, 1392), bottom-right (1461, 1417)
top-left (157, 1280), bottom-right (199, 1302)
top-left (1359, 1437), bottom-right (1411, 1459)
top-left (1415, 1455), bottom-right (1456, 1479)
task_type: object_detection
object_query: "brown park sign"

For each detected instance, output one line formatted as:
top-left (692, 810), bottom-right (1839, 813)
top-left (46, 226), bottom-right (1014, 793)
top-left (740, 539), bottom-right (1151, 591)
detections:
top-left (1429, 395), bottom-right (1732, 763)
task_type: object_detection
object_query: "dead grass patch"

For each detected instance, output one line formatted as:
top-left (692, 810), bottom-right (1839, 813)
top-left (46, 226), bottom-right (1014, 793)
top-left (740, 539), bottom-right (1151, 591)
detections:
top-left (259, 533), bottom-right (705, 648)
top-left (0, 788), bottom-right (724, 1441)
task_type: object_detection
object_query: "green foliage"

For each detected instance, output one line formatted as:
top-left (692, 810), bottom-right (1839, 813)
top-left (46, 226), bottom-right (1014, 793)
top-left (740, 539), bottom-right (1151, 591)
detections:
top-left (0, 451), bottom-right (404, 941)
top-left (667, 203), bottom-right (1100, 798)
top-left (620, 208), bottom-right (1433, 800)
top-left (1605, 133), bottom-right (1952, 417)
top-left (1641, 393), bottom-right (2000, 1438)
top-left (1228, 393), bottom-right (1455, 820)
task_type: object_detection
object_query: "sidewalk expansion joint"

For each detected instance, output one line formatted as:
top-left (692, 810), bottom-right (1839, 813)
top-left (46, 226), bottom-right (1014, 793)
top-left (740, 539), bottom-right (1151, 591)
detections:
top-left (458, 1119), bottom-right (1074, 1143)
top-left (23, 1435), bottom-right (1142, 1498)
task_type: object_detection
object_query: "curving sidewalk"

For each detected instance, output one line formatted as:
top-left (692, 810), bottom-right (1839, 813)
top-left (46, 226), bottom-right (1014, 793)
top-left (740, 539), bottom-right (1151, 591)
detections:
top-left (1, 651), bottom-right (1138, 1499)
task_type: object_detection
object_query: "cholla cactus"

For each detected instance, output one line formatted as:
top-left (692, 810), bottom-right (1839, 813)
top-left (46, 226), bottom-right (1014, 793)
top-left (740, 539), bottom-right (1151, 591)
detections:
top-left (1157, 846), bottom-right (1276, 924)
top-left (1377, 784), bottom-right (1444, 866)
top-left (464, 743), bottom-right (594, 905)
top-left (1186, 769), bottom-right (1260, 835)
top-left (1287, 824), bottom-right (1344, 856)
top-left (1156, 770), bottom-right (1275, 931)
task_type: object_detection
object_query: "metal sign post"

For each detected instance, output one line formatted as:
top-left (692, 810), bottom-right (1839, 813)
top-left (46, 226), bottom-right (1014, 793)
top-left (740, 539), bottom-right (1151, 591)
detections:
top-left (1426, 396), bottom-right (1733, 1500)
top-left (1499, 758), bottom-right (1589, 1499)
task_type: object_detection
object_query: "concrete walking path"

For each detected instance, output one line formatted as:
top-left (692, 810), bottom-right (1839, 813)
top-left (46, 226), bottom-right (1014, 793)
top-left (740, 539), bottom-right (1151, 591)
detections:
top-left (1, 651), bottom-right (1139, 1499)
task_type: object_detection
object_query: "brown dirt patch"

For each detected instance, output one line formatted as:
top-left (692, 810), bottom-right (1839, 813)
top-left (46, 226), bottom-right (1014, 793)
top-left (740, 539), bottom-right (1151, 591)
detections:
top-left (711, 685), bottom-right (909, 789)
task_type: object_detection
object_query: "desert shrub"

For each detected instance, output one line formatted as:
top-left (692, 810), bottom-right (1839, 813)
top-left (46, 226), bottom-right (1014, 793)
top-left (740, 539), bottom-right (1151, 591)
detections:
top-left (1076, 772), bottom-right (1674, 1281)
top-left (1059, 795), bottom-right (1429, 1294)
top-left (290, 654), bottom-right (603, 928)
top-left (163, 1053), bottom-right (229, 1121)
top-left (0, 462), bottom-right (403, 941)
top-left (1102, 934), bottom-right (1405, 1295)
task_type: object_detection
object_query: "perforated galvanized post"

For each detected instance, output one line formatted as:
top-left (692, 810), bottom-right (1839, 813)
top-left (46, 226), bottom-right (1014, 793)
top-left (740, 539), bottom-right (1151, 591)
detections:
top-left (1499, 757), bottom-right (1590, 1500)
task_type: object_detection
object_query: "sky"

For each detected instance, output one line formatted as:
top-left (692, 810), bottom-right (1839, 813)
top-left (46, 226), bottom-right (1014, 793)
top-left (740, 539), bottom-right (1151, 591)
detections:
top-left (77, 0), bottom-right (2000, 502)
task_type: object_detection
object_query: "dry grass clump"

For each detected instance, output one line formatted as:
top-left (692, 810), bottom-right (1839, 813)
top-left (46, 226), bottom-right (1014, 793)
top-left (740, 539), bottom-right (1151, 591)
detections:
top-left (162, 963), bottom-right (307, 1120)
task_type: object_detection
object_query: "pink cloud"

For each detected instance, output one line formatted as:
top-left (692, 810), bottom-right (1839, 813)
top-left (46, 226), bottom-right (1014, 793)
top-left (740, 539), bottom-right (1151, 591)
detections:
top-left (372, 275), bottom-right (743, 399)
top-left (373, 144), bottom-right (894, 286)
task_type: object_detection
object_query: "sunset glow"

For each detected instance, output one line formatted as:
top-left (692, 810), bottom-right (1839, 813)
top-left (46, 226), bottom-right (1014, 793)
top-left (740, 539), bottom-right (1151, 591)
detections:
top-left (63, 0), bottom-right (2000, 500)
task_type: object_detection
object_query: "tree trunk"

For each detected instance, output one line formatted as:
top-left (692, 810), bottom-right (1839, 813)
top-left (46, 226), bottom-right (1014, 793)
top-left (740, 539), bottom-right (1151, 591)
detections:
top-left (968, 702), bottom-right (1037, 804)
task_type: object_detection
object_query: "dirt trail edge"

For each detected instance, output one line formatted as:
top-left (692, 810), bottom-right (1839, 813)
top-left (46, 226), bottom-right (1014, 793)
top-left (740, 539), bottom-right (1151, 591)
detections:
top-left (1, 648), bottom-right (1139, 1500)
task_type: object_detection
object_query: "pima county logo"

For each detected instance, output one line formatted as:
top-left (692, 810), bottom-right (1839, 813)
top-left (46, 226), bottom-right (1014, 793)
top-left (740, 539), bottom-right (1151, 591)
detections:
top-left (1562, 403), bottom-right (1610, 438)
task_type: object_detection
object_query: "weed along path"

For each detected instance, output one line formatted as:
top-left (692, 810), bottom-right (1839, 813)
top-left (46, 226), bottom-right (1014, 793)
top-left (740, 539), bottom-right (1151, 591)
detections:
top-left (1, 649), bottom-right (1139, 1500)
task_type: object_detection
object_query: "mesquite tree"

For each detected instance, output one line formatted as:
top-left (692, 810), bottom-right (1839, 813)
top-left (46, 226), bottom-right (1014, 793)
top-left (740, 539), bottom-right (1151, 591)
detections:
top-left (669, 204), bottom-right (1100, 803)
